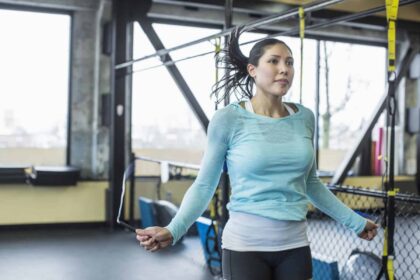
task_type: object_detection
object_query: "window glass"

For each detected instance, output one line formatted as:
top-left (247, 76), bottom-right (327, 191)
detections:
top-left (0, 9), bottom-right (70, 165)
top-left (318, 41), bottom-right (386, 172)
top-left (131, 23), bottom-right (386, 174)
top-left (132, 23), bottom-right (220, 174)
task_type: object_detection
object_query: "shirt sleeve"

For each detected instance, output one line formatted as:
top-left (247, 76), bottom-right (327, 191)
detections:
top-left (165, 109), bottom-right (232, 244)
top-left (305, 160), bottom-right (367, 234)
top-left (304, 109), bottom-right (367, 235)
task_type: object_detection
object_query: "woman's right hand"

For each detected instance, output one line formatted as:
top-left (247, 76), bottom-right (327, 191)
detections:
top-left (136, 227), bottom-right (174, 252)
top-left (358, 219), bottom-right (378, 241)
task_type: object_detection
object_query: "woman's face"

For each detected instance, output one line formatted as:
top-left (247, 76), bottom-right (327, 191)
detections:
top-left (247, 43), bottom-right (294, 98)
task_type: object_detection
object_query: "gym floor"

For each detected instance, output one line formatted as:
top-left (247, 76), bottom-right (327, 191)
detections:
top-left (2, 217), bottom-right (419, 280)
top-left (0, 226), bottom-right (215, 280)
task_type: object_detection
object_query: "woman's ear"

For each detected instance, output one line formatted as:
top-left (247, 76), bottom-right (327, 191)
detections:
top-left (247, 64), bottom-right (256, 78)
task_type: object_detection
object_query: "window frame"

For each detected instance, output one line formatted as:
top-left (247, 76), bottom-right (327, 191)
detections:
top-left (0, 4), bottom-right (73, 166)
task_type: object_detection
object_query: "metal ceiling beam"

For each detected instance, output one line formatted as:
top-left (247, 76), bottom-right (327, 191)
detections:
top-left (149, 0), bottom-right (385, 31)
top-left (115, 0), bottom-right (343, 70)
top-left (120, 0), bottom-right (419, 71)
top-left (311, 6), bottom-right (420, 32)
top-left (139, 0), bottom-right (418, 72)
top-left (135, 16), bottom-right (209, 131)
top-left (152, 0), bottom-right (279, 16)
top-left (300, 0), bottom-right (419, 33)
top-left (0, 0), bottom-right (101, 11)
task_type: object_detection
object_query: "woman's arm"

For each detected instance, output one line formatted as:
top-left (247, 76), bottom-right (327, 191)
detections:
top-left (138, 109), bottom-right (233, 248)
top-left (305, 160), bottom-right (367, 235)
top-left (304, 108), bottom-right (375, 237)
top-left (165, 115), bottom-right (230, 243)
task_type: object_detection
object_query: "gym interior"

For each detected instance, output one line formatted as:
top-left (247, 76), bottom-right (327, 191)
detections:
top-left (1, 0), bottom-right (420, 279)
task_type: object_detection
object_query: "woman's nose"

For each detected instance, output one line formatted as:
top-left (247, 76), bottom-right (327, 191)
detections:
top-left (278, 62), bottom-right (288, 74)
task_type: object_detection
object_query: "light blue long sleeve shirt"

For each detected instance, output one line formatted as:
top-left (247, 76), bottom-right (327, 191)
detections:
top-left (166, 101), bottom-right (367, 243)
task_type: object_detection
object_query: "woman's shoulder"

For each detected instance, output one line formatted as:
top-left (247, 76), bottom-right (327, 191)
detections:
top-left (208, 103), bottom-right (242, 142)
top-left (209, 102), bottom-right (242, 127)
top-left (285, 102), bottom-right (314, 118)
top-left (212, 102), bottom-right (242, 119)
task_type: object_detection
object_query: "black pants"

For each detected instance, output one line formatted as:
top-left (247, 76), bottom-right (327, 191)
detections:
top-left (222, 246), bottom-right (312, 280)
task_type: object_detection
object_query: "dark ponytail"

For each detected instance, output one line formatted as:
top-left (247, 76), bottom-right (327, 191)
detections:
top-left (211, 27), bottom-right (293, 106)
top-left (211, 26), bottom-right (252, 105)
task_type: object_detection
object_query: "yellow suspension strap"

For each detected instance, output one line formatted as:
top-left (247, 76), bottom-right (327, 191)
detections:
top-left (386, 0), bottom-right (399, 73)
top-left (384, 1), bottom-right (399, 280)
top-left (213, 38), bottom-right (222, 111)
top-left (377, 187), bottom-right (398, 280)
top-left (214, 38), bottom-right (222, 88)
top-left (210, 37), bottom-right (222, 235)
top-left (385, 189), bottom-right (398, 280)
top-left (299, 6), bottom-right (305, 104)
top-left (203, 38), bottom-right (223, 277)
top-left (376, 154), bottom-right (388, 280)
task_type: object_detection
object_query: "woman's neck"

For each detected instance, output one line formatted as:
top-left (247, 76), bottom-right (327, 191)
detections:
top-left (250, 93), bottom-right (288, 118)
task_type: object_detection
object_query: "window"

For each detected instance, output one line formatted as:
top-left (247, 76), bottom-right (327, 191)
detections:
top-left (131, 23), bottom-right (386, 174)
top-left (0, 8), bottom-right (71, 165)
top-left (132, 23), bottom-right (220, 173)
top-left (318, 41), bottom-right (386, 172)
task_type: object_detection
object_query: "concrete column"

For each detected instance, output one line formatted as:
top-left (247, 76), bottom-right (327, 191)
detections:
top-left (70, 1), bottom-right (111, 179)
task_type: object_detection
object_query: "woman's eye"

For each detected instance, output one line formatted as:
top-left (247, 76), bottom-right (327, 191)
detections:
top-left (269, 59), bottom-right (278, 64)
top-left (287, 60), bottom-right (294, 66)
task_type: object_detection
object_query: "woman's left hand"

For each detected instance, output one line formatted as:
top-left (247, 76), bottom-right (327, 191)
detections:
top-left (136, 227), bottom-right (173, 252)
top-left (358, 219), bottom-right (379, 241)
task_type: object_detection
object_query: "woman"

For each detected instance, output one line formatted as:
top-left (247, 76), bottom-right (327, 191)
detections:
top-left (136, 27), bottom-right (378, 280)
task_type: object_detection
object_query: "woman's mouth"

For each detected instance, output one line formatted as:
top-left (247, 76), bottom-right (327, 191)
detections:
top-left (275, 79), bottom-right (289, 85)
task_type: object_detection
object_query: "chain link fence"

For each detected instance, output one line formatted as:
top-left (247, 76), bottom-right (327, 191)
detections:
top-left (307, 185), bottom-right (420, 280)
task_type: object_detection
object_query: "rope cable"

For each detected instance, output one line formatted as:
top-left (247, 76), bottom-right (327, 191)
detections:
top-left (120, 0), bottom-right (416, 76)
top-left (299, 6), bottom-right (305, 104)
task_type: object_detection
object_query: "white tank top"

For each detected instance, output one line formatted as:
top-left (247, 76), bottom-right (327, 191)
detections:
top-left (244, 99), bottom-right (296, 115)
top-left (221, 100), bottom-right (310, 252)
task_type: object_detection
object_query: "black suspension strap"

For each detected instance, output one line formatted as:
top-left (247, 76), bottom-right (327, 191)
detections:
top-left (377, 1), bottom-right (399, 279)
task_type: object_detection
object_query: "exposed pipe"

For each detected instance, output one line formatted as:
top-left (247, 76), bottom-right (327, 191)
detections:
top-left (115, 0), bottom-right (343, 70)
top-left (119, 0), bottom-right (417, 74)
